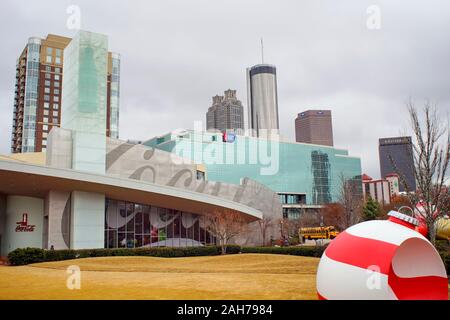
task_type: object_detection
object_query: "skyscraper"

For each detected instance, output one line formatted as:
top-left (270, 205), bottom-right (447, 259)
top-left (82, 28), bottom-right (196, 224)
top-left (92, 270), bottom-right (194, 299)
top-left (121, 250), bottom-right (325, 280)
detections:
top-left (206, 89), bottom-right (244, 134)
top-left (379, 136), bottom-right (416, 192)
top-left (10, 34), bottom-right (120, 154)
top-left (295, 110), bottom-right (334, 146)
top-left (246, 64), bottom-right (279, 137)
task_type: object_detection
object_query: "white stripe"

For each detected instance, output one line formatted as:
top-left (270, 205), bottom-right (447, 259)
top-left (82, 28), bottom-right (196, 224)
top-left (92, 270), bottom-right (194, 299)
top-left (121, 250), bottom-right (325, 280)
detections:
top-left (317, 252), bottom-right (398, 300)
top-left (346, 220), bottom-right (426, 246)
top-left (391, 237), bottom-right (447, 278)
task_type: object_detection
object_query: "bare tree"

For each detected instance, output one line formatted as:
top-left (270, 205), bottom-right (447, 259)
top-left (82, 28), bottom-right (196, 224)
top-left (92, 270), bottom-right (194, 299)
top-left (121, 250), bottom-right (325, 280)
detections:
top-left (391, 102), bottom-right (449, 245)
top-left (258, 216), bottom-right (275, 246)
top-left (322, 203), bottom-right (346, 230)
top-left (337, 173), bottom-right (363, 229)
top-left (204, 209), bottom-right (248, 254)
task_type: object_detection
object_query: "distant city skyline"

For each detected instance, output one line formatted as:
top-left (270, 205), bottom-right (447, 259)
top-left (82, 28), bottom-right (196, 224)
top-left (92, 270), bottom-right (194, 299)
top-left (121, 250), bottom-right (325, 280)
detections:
top-left (1, 1), bottom-right (449, 180)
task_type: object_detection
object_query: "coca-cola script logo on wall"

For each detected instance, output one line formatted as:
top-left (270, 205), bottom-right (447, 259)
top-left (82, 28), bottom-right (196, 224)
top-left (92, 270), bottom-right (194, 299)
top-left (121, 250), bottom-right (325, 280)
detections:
top-left (15, 213), bottom-right (35, 232)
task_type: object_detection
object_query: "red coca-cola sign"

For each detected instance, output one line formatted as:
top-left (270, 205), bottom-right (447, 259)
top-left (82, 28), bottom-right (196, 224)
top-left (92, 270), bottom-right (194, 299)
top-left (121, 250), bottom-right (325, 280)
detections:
top-left (15, 213), bottom-right (35, 232)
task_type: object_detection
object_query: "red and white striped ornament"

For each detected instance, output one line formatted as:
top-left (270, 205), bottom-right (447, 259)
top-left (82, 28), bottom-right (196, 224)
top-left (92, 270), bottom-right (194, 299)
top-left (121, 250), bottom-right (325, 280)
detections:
top-left (316, 211), bottom-right (448, 300)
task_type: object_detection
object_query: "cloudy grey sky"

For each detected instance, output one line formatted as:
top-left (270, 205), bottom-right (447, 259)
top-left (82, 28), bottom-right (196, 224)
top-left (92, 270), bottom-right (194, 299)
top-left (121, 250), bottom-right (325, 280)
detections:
top-left (0, 0), bottom-right (449, 178)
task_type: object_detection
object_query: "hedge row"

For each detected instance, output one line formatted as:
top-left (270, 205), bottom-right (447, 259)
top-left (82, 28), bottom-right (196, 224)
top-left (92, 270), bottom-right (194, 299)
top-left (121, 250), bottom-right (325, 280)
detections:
top-left (241, 245), bottom-right (327, 257)
top-left (7, 245), bottom-right (241, 266)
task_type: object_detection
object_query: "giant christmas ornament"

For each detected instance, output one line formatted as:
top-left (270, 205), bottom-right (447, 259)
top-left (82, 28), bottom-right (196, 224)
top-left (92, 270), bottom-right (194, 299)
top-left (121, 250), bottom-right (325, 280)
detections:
top-left (316, 211), bottom-right (448, 300)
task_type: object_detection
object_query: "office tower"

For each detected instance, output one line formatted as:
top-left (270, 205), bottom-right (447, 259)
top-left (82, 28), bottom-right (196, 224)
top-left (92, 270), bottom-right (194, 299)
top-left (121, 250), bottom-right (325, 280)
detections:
top-left (10, 34), bottom-right (120, 154)
top-left (246, 64), bottom-right (279, 137)
top-left (295, 110), bottom-right (334, 146)
top-left (206, 89), bottom-right (244, 134)
top-left (379, 136), bottom-right (416, 192)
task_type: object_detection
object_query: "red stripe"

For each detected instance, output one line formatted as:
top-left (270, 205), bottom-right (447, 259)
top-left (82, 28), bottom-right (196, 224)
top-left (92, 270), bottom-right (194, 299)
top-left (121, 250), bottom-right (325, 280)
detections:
top-left (317, 292), bottom-right (327, 300)
top-left (388, 216), bottom-right (416, 230)
top-left (325, 231), bottom-right (398, 274)
top-left (388, 269), bottom-right (448, 300)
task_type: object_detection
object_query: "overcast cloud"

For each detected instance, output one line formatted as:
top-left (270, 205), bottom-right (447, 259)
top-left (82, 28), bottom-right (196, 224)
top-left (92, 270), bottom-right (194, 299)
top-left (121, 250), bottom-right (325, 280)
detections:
top-left (0, 0), bottom-right (449, 178)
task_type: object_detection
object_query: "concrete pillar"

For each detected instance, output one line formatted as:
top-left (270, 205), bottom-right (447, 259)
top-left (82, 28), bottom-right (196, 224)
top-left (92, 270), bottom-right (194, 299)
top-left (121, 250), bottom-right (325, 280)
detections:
top-left (44, 190), bottom-right (71, 250)
top-left (70, 191), bottom-right (105, 249)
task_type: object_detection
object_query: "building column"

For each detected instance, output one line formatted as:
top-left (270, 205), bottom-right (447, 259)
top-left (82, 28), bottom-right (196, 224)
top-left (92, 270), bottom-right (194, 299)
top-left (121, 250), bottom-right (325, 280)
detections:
top-left (44, 190), bottom-right (71, 250)
top-left (0, 194), bottom-right (6, 257)
top-left (70, 191), bottom-right (105, 249)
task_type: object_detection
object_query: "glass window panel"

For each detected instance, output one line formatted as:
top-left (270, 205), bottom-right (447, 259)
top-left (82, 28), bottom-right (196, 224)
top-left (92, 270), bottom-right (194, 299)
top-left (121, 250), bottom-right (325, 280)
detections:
top-left (118, 201), bottom-right (126, 232)
top-left (108, 230), bottom-right (117, 248)
top-left (173, 213), bottom-right (180, 239)
top-left (135, 211), bottom-right (143, 235)
top-left (118, 232), bottom-right (126, 248)
top-left (135, 234), bottom-right (143, 248)
top-left (143, 234), bottom-right (151, 247)
top-left (194, 220), bottom-right (200, 242)
top-left (126, 233), bottom-right (135, 248)
top-left (143, 211), bottom-right (150, 234)
top-left (158, 227), bottom-right (166, 244)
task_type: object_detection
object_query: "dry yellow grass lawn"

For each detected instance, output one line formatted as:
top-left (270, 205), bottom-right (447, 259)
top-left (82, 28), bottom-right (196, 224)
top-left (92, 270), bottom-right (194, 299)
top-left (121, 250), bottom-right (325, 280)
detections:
top-left (0, 254), bottom-right (319, 300)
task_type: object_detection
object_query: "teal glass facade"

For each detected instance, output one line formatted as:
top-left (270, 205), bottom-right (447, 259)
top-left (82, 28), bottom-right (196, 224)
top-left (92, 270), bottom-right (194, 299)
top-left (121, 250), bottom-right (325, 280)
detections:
top-left (145, 131), bottom-right (362, 206)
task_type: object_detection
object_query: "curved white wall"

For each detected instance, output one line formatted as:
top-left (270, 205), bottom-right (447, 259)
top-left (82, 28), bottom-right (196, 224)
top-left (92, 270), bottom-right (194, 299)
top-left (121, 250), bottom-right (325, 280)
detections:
top-left (3, 196), bottom-right (43, 254)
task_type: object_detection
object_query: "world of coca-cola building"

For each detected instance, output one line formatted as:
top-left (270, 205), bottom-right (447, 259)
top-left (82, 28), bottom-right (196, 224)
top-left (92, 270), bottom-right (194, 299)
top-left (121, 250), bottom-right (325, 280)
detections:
top-left (0, 128), bottom-right (282, 256)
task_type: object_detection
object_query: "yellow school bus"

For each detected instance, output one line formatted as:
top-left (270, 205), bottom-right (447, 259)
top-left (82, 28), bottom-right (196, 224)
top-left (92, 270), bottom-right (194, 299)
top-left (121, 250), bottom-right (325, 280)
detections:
top-left (299, 226), bottom-right (339, 241)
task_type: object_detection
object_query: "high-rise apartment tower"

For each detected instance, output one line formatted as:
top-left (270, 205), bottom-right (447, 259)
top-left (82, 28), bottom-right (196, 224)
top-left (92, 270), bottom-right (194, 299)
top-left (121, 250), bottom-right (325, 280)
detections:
top-left (10, 34), bottom-right (120, 153)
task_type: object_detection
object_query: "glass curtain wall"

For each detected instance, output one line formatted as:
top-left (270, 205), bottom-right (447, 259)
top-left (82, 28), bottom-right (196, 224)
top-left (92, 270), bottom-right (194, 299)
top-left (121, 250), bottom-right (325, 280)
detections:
top-left (105, 199), bottom-right (216, 248)
top-left (22, 38), bottom-right (41, 152)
